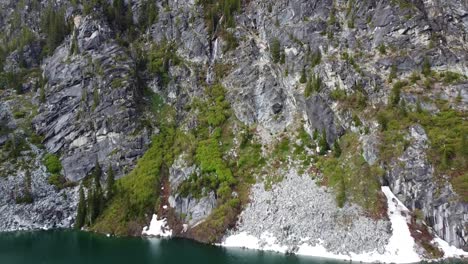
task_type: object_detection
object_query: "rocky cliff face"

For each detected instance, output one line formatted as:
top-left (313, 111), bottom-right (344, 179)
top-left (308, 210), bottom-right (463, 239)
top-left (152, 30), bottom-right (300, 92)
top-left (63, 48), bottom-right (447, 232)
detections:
top-left (33, 16), bottom-right (150, 181)
top-left (0, 0), bottom-right (466, 256)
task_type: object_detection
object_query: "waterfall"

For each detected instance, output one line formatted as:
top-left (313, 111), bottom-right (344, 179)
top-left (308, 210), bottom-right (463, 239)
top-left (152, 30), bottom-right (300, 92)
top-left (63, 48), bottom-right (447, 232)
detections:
top-left (206, 38), bottom-right (219, 84)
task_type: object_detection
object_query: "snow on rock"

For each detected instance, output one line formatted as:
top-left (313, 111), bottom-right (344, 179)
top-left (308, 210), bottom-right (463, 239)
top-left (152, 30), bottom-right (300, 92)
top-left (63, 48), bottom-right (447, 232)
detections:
top-left (222, 232), bottom-right (259, 249)
top-left (142, 214), bottom-right (172, 238)
top-left (433, 237), bottom-right (468, 259)
top-left (380, 186), bottom-right (421, 263)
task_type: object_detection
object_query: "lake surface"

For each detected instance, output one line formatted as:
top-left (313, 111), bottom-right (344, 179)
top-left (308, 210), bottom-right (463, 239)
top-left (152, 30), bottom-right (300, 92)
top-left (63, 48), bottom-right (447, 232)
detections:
top-left (0, 230), bottom-right (464, 264)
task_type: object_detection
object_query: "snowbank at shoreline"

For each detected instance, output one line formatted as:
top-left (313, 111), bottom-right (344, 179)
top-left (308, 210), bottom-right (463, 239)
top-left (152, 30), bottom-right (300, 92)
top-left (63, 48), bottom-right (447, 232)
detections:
top-left (142, 214), bottom-right (172, 238)
top-left (221, 186), bottom-right (467, 263)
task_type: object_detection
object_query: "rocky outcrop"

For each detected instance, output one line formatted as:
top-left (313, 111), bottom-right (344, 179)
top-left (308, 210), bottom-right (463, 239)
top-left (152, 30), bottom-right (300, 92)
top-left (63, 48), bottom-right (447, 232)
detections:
top-left (168, 156), bottom-right (216, 227)
top-left (386, 125), bottom-right (468, 249)
top-left (0, 160), bottom-right (79, 231)
top-left (305, 95), bottom-right (344, 145)
top-left (0, 99), bottom-right (78, 231)
top-left (33, 16), bottom-right (150, 181)
top-left (3, 42), bottom-right (42, 73)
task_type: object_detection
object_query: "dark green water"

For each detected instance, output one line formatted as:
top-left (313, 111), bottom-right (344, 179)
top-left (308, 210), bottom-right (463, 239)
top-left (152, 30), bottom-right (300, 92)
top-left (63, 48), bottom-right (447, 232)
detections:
top-left (0, 230), bottom-right (464, 264)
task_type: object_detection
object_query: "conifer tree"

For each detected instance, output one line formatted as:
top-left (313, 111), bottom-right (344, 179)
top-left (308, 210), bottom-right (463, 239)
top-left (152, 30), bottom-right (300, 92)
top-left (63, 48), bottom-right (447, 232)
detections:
top-left (333, 140), bottom-right (342, 158)
top-left (299, 68), bottom-right (307, 83)
top-left (106, 166), bottom-right (115, 199)
top-left (75, 185), bottom-right (86, 229)
top-left (319, 129), bottom-right (329, 155)
top-left (86, 187), bottom-right (94, 225)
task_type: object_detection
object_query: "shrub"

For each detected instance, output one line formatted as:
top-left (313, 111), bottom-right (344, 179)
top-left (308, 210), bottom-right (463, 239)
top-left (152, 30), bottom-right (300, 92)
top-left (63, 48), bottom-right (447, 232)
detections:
top-left (388, 64), bottom-right (397, 83)
top-left (299, 68), bottom-right (307, 83)
top-left (442, 71), bottom-right (465, 84)
top-left (147, 41), bottom-right (180, 87)
top-left (310, 50), bottom-right (322, 67)
top-left (390, 81), bottom-right (406, 106)
top-left (409, 71), bottom-right (421, 84)
top-left (378, 44), bottom-right (387, 55)
top-left (304, 73), bottom-right (322, 98)
top-left (44, 153), bottom-right (62, 174)
top-left (330, 88), bottom-right (346, 100)
top-left (47, 173), bottom-right (67, 188)
top-left (421, 57), bottom-right (431, 77)
top-left (196, 138), bottom-right (234, 184)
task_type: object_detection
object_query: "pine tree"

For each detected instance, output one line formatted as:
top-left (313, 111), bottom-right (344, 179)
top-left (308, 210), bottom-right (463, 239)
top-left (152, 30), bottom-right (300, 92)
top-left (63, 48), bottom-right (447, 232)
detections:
top-left (106, 166), bottom-right (115, 199)
top-left (41, 4), bottom-right (69, 55)
top-left (86, 187), bottom-right (94, 225)
top-left (75, 185), bottom-right (86, 229)
top-left (140, 0), bottom-right (158, 29)
top-left (90, 161), bottom-right (104, 222)
top-left (70, 32), bottom-right (79, 55)
top-left (333, 141), bottom-right (342, 158)
top-left (93, 160), bottom-right (102, 188)
top-left (299, 68), bottom-right (307, 83)
top-left (17, 170), bottom-right (33, 204)
top-left (422, 57), bottom-right (431, 77)
top-left (318, 129), bottom-right (329, 155)
top-left (461, 134), bottom-right (468, 157)
top-left (270, 38), bottom-right (281, 63)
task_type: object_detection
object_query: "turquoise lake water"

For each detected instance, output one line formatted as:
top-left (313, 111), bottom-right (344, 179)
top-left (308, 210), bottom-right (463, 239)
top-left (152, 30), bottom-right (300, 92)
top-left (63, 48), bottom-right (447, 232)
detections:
top-left (0, 230), bottom-right (464, 264)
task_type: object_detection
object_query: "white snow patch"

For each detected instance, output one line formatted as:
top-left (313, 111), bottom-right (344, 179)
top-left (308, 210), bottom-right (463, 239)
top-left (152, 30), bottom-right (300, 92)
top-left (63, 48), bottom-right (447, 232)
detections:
top-left (433, 237), bottom-right (468, 258)
top-left (260, 232), bottom-right (288, 253)
top-left (380, 186), bottom-right (421, 263)
top-left (222, 232), bottom-right (259, 249)
top-left (142, 214), bottom-right (172, 238)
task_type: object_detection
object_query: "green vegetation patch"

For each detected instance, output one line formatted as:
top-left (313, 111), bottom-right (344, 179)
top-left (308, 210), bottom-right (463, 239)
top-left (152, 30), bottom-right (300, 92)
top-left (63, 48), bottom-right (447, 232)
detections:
top-left (377, 102), bottom-right (467, 202)
top-left (198, 0), bottom-right (241, 35)
top-left (318, 133), bottom-right (385, 216)
top-left (93, 124), bottom-right (176, 235)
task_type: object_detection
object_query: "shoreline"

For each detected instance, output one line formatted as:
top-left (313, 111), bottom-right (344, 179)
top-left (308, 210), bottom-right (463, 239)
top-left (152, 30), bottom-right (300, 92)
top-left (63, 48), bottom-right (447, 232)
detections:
top-left (1, 227), bottom-right (466, 264)
top-left (217, 186), bottom-right (468, 264)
